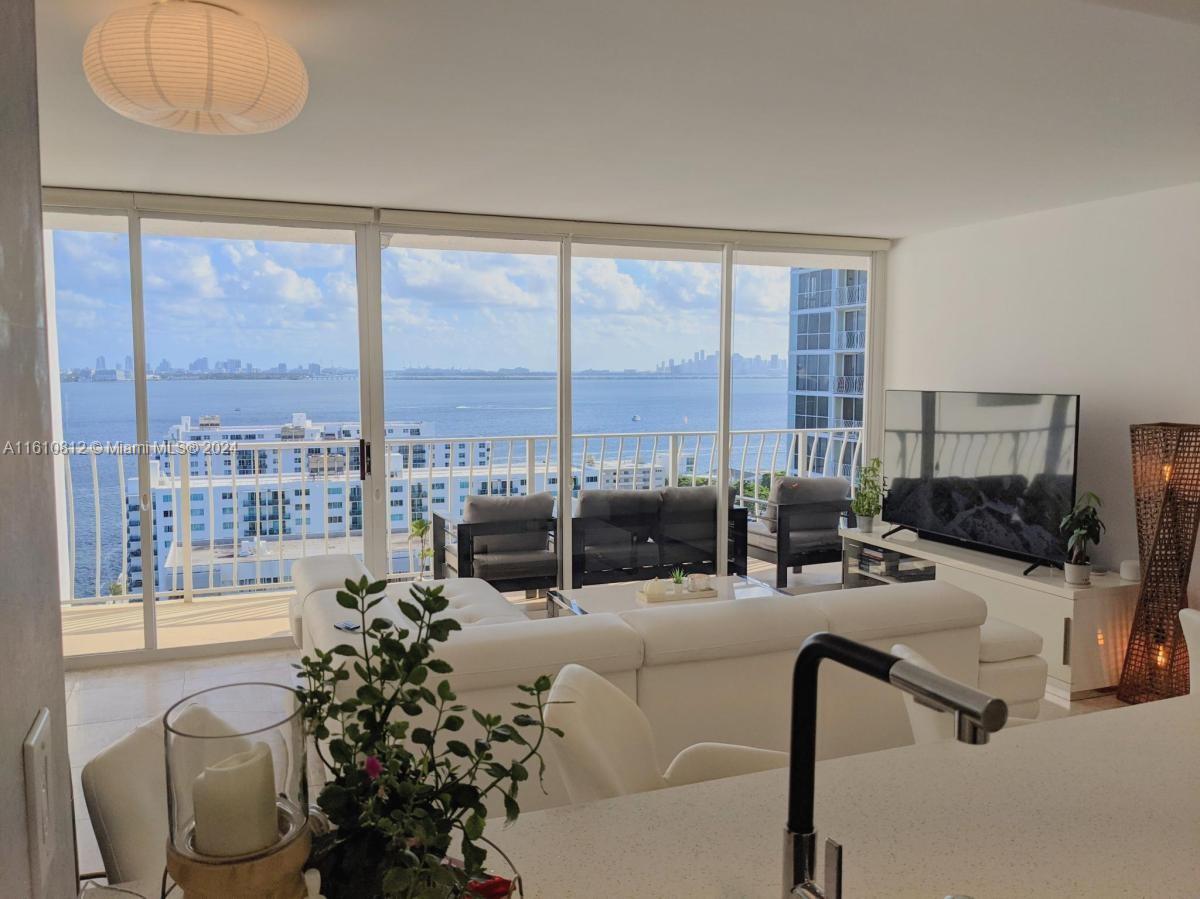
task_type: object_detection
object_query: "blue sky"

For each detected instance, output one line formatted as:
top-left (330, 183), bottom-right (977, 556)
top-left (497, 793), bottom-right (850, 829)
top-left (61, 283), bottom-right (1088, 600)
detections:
top-left (50, 231), bottom-right (793, 372)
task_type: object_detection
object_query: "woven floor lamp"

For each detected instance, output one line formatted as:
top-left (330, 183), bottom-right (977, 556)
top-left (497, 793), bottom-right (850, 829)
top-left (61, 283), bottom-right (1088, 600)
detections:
top-left (1117, 423), bottom-right (1200, 703)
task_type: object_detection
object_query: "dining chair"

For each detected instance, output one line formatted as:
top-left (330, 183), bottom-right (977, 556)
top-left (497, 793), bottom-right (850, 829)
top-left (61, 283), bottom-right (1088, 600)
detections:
top-left (544, 663), bottom-right (787, 804)
top-left (81, 706), bottom-right (245, 886)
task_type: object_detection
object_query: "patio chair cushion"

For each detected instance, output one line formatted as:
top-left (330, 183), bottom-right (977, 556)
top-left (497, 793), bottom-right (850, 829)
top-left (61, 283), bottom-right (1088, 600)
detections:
top-left (468, 549), bottom-right (559, 581)
top-left (463, 492), bottom-right (555, 553)
top-left (578, 489), bottom-right (661, 543)
top-left (747, 519), bottom-right (841, 554)
top-left (659, 485), bottom-right (741, 564)
top-left (763, 476), bottom-right (850, 534)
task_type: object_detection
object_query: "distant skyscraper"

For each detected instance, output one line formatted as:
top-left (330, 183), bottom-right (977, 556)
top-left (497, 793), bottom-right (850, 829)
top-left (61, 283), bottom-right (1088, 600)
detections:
top-left (156, 358), bottom-right (171, 373)
top-left (124, 354), bottom-right (133, 373)
top-left (190, 356), bottom-right (209, 373)
top-left (787, 267), bottom-right (867, 475)
top-left (95, 355), bottom-right (106, 370)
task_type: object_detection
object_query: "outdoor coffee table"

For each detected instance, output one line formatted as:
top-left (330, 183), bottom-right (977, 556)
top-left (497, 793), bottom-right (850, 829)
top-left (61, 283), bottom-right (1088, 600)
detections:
top-left (546, 574), bottom-right (781, 617)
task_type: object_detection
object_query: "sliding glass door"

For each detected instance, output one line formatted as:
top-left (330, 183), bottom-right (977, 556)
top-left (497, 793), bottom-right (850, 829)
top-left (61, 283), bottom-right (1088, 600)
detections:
top-left (139, 220), bottom-right (364, 650)
top-left (732, 250), bottom-right (872, 497)
top-left (379, 233), bottom-right (560, 589)
top-left (570, 243), bottom-right (723, 585)
top-left (44, 210), bottom-right (144, 656)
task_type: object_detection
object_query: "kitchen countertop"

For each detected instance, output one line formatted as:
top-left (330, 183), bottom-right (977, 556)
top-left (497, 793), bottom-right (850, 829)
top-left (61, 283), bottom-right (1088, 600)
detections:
top-left (490, 697), bottom-right (1200, 897)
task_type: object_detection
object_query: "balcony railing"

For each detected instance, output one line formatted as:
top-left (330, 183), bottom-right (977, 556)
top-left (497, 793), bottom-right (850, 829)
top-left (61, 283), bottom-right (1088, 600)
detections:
top-left (62, 427), bottom-right (863, 607)
top-left (835, 375), bottom-right (865, 395)
top-left (793, 283), bottom-right (868, 310)
top-left (837, 330), bottom-right (866, 350)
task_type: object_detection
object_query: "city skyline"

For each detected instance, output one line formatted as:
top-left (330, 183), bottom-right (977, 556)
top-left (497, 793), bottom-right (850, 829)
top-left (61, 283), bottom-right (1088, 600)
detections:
top-left (50, 230), bottom-right (795, 372)
top-left (60, 347), bottom-right (791, 379)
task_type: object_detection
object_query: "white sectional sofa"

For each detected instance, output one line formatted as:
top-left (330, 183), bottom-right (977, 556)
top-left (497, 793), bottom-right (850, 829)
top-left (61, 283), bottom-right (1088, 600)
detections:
top-left (292, 557), bottom-right (1047, 813)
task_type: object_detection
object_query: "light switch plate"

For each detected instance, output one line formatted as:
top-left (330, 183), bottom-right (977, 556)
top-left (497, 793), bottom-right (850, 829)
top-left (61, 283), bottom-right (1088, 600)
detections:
top-left (23, 708), bottom-right (53, 897)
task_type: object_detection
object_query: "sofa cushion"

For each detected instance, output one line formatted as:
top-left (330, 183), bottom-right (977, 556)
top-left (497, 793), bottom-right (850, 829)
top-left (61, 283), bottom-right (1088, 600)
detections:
top-left (811, 581), bottom-right (987, 643)
top-left (463, 492), bottom-right (554, 553)
top-left (764, 476), bottom-right (850, 534)
top-left (979, 617), bottom-right (1044, 663)
top-left (386, 577), bottom-right (527, 627)
top-left (289, 554), bottom-right (371, 646)
top-left (578, 489), bottom-right (662, 543)
top-left (619, 595), bottom-right (830, 666)
top-left (426, 613), bottom-right (645, 694)
top-left (977, 655), bottom-right (1049, 704)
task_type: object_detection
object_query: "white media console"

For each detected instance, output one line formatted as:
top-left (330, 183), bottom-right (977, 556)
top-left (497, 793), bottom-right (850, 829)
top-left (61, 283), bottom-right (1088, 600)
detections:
top-left (840, 526), bottom-right (1140, 703)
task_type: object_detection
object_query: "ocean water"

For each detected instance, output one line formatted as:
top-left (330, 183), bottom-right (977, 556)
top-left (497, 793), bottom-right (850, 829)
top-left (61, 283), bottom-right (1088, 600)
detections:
top-left (58, 376), bottom-right (791, 596)
top-left (59, 375), bottom-right (790, 442)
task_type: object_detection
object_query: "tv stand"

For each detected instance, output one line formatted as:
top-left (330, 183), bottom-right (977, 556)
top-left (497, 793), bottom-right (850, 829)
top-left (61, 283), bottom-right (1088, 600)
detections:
top-left (840, 526), bottom-right (1139, 703)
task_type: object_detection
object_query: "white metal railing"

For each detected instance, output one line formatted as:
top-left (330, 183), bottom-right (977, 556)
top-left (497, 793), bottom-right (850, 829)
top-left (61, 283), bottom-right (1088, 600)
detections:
top-left (793, 283), bottom-right (868, 310)
top-left (835, 375), bottom-right (865, 395)
top-left (837, 330), bottom-right (866, 350)
top-left (63, 427), bottom-right (864, 606)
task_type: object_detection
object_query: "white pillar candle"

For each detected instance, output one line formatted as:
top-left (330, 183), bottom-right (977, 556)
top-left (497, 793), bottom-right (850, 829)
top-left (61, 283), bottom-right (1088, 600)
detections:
top-left (192, 741), bottom-right (278, 857)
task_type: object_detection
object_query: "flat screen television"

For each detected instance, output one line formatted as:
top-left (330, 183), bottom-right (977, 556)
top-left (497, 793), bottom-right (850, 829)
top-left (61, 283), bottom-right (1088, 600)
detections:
top-left (882, 390), bottom-right (1079, 565)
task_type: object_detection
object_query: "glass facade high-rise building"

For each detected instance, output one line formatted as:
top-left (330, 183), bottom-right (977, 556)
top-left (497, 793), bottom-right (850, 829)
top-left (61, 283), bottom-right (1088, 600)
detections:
top-left (787, 267), bottom-right (868, 430)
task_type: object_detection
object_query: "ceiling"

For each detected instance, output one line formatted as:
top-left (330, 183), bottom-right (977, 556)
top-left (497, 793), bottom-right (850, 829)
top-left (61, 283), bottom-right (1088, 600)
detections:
top-left (34, 0), bottom-right (1200, 239)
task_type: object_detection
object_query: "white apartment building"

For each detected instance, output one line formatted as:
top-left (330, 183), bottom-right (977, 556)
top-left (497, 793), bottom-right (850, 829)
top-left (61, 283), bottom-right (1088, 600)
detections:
top-left (127, 415), bottom-right (677, 593)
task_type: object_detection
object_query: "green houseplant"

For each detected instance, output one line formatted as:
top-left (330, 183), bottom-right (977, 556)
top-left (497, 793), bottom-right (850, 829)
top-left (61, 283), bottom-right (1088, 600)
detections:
top-left (1060, 491), bottom-right (1105, 586)
top-left (296, 578), bottom-right (562, 898)
top-left (851, 457), bottom-right (884, 534)
top-left (409, 518), bottom-right (432, 580)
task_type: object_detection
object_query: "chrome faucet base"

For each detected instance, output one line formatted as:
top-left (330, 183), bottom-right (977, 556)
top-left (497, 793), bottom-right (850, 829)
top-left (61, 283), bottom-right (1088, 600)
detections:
top-left (783, 829), bottom-right (842, 898)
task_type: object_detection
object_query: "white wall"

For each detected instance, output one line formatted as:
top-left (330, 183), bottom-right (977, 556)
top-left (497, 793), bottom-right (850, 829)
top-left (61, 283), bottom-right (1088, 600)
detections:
top-left (886, 181), bottom-right (1200, 597)
top-left (0, 0), bottom-right (77, 894)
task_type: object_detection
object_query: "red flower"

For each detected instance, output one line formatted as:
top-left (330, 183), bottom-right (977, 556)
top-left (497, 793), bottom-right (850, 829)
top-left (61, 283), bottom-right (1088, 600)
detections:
top-left (363, 755), bottom-right (383, 780)
top-left (467, 875), bottom-right (513, 898)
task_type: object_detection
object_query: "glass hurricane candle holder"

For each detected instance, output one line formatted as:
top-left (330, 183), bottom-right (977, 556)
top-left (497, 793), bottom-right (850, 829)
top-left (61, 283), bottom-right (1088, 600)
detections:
top-left (164, 682), bottom-right (308, 862)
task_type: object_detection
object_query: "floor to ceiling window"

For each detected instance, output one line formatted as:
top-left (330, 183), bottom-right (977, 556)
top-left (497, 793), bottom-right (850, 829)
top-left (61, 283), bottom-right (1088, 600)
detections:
top-left (379, 232), bottom-right (560, 583)
top-left (139, 219), bottom-right (362, 649)
top-left (43, 210), bottom-right (143, 656)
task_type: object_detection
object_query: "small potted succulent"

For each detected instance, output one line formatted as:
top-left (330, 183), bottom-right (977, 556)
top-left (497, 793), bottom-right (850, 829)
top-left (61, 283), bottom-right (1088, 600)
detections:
top-left (670, 568), bottom-right (686, 594)
top-left (851, 457), bottom-right (885, 534)
top-left (1060, 491), bottom-right (1105, 586)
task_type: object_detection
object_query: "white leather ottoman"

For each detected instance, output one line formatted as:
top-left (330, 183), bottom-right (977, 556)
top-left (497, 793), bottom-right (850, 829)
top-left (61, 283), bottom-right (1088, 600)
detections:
top-left (978, 618), bottom-right (1048, 718)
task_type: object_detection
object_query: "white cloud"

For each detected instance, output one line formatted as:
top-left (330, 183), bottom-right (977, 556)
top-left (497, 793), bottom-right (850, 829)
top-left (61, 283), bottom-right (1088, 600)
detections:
top-left (384, 248), bottom-right (555, 311)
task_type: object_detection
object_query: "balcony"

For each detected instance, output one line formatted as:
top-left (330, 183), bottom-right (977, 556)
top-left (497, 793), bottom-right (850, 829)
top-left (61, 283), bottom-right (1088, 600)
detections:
top-left (793, 283), bottom-right (868, 310)
top-left (835, 375), bottom-right (865, 395)
top-left (837, 330), bottom-right (866, 350)
top-left (61, 426), bottom-right (863, 656)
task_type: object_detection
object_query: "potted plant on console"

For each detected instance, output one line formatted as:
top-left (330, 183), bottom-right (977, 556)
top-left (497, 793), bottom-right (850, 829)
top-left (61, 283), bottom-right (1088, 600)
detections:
top-left (1061, 491), bottom-right (1105, 586)
top-left (297, 577), bottom-right (563, 897)
top-left (851, 457), bottom-right (884, 534)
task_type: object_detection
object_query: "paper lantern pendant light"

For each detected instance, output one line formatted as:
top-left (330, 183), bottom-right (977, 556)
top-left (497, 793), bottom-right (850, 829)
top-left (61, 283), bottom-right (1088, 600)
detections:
top-left (83, 0), bottom-right (308, 135)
